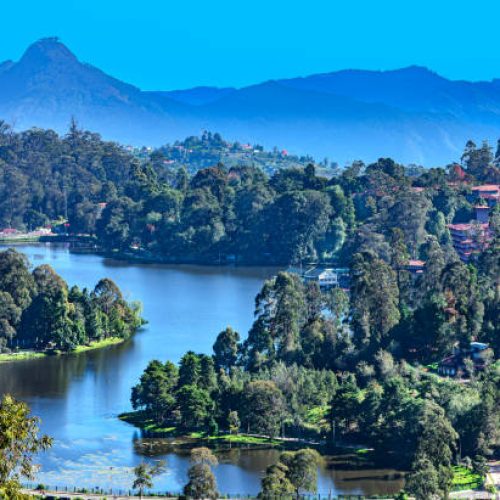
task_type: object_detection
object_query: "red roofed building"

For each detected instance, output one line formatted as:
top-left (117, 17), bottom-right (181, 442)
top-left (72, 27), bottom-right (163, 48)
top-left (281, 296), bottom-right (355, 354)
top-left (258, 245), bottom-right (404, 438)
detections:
top-left (405, 259), bottom-right (426, 275)
top-left (471, 184), bottom-right (500, 194)
top-left (448, 222), bottom-right (491, 262)
top-left (469, 184), bottom-right (500, 208)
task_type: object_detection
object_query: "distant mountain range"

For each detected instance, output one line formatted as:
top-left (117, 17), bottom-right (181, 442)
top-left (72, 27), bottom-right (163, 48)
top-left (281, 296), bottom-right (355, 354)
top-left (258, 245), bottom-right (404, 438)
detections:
top-left (1, 37), bottom-right (500, 165)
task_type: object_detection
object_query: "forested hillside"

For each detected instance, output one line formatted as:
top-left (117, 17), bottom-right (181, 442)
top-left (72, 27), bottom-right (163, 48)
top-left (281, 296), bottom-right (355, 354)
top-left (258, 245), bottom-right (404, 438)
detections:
top-left (149, 131), bottom-right (322, 176)
top-left (1, 121), bottom-right (499, 266)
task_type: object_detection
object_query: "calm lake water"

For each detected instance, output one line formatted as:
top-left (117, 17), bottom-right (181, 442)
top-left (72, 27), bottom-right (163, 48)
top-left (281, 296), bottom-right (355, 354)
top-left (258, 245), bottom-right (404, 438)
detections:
top-left (0, 244), bottom-right (403, 496)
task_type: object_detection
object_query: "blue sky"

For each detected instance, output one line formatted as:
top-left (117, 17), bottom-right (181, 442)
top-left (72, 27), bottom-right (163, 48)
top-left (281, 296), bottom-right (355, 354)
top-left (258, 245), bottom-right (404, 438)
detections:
top-left (2, 0), bottom-right (500, 90)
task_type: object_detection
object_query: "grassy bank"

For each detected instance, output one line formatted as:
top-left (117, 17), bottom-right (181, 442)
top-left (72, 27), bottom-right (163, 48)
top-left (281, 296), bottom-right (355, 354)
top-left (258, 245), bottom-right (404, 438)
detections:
top-left (0, 337), bottom-right (126, 364)
top-left (72, 336), bottom-right (126, 353)
top-left (119, 411), bottom-right (283, 446)
top-left (0, 236), bottom-right (41, 243)
top-left (0, 351), bottom-right (46, 363)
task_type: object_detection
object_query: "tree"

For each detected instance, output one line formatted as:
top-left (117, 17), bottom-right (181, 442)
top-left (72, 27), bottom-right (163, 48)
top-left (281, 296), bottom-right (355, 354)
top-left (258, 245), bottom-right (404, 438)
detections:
top-left (266, 190), bottom-right (332, 264)
top-left (228, 410), bottom-right (240, 435)
top-left (199, 354), bottom-right (217, 392)
top-left (213, 327), bottom-right (240, 372)
top-left (413, 402), bottom-right (456, 492)
top-left (0, 249), bottom-right (35, 310)
top-left (0, 395), bottom-right (52, 498)
top-left (260, 462), bottom-right (294, 498)
top-left (241, 380), bottom-right (285, 437)
top-left (183, 447), bottom-right (219, 499)
top-left (350, 251), bottom-right (400, 351)
top-left (179, 351), bottom-right (201, 386)
top-left (244, 272), bottom-right (307, 368)
top-left (280, 449), bottom-right (322, 496)
top-left (261, 449), bottom-right (321, 498)
top-left (330, 377), bottom-right (361, 443)
top-left (131, 360), bottom-right (178, 423)
top-left (405, 457), bottom-right (442, 500)
top-left (177, 385), bottom-right (213, 429)
top-left (132, 460), bottom-right (166, 498)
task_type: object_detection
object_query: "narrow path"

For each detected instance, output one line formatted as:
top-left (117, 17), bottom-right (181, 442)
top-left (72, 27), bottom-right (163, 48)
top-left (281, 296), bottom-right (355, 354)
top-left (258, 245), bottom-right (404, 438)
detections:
top-left (21, 489), bottom-right (176, 499)
top-left (486, 460), bottom-right (500, 491)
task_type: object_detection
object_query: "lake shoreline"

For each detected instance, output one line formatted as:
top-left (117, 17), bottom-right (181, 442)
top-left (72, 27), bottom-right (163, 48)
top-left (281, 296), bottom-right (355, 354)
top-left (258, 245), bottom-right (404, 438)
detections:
top-left (118, 410), bottom-right (382, 460)
top-left (0, 245), bottom-right (403, 496)
top-left (0, 336), bottom-right (128, 364)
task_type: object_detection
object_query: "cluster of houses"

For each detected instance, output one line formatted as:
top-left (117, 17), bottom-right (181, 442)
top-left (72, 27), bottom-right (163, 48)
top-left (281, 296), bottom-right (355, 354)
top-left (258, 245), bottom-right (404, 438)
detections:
top-left (447, 184), bottom-right (499, 262)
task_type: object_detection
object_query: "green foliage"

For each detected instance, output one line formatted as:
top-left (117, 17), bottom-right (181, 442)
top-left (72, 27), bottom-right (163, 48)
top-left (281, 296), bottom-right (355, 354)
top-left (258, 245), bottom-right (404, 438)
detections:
top-left (260, 462), bottom-right (294, 498)
top-left (241, 380), bottom-right (286, 438)
top-left (261, 448), bottom-right (321, 497)
top-left (0, 249), bottom-right (142, 353)
top-left (183, 447), bottom-right (218, 500)
top-left (177, 385), bottom-right (213, 429)
top-left (122, 133), bottom-right (499, 494)
top-left (451, 465), bottom-right (483, 490)
top-left (132, 460), bottom-right (166, 497)
top-left (213, 327), bottom-right (240, 372)
top-left (0, 394), bottom-right (52, 497)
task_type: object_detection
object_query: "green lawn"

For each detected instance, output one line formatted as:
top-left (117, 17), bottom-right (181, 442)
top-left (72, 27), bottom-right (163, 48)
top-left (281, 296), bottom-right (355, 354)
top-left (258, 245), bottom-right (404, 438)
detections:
top-left (119, 411), bottom-right (176, 434)
top-left (72, 337), bottom-right (125, 353)
top-left (0, 338), bottom-right (126, 364)
top-left (452, 466), bottom-right (483, 490)
top-left (208, 433), bottom-right (281, 446)
top-left (0, 351), bottom-right (46, 363)
top-left (119, 411), bottom-right (282, 446)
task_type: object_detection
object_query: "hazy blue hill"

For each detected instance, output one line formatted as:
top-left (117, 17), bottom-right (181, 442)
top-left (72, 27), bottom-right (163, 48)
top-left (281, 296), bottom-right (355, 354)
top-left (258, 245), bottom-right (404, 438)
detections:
top-left (160, 86), bottom-right (236, 105)
top-left (192, 80), bottom-right (480, 164)
top-left (279, 66), bottom-right (500, 119)
top-left (199, 80), bottom-right (405, 118)
top-left (1, 38), bottom-right (500, 164)
top-left (0, 60), bottom-right (14, 75)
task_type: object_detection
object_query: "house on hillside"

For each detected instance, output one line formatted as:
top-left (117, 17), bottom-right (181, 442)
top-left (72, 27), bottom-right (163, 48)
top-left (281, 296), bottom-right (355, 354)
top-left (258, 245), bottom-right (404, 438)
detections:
top-left (448, 216), bottom-right (492, 263)
top-left (447, 203), bottom-right (494, 263)
top-left (469, 184), bottom-right (500, 208)
top-left (287, 266), bottom-right (350, 289)
top-left (405, 259), bottom-right (426, 276)
top-left (438, 342), bottom-right (491, 377)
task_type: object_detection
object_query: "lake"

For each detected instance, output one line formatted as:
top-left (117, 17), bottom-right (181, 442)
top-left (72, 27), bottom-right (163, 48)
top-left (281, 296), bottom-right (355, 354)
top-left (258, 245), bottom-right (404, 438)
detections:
top-left (0, 244), bottom-right (403, 496)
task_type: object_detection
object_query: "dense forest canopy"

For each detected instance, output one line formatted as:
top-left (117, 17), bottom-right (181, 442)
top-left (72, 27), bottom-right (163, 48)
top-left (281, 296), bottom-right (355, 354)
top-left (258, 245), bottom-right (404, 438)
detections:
top-left (131, 266), bottom-right (499, 498)
top-left (0, 248), bottom-right (142, 352)
top-left (0, 121), bottom-right (499, 266)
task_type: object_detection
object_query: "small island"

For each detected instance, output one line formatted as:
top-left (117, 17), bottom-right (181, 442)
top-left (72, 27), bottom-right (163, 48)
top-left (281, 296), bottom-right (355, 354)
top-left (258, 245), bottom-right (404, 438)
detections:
top-left (0, 248), bottom-right (143, 360)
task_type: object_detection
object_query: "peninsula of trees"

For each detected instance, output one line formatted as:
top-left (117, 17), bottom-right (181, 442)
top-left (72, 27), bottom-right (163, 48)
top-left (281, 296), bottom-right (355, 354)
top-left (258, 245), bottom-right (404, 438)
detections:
top-left (0, 248), bottom-right (142, 353)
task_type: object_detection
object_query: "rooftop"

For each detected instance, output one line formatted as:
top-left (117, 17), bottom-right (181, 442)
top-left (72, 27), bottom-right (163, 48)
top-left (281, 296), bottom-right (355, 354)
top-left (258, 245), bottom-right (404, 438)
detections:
top-left (471, 184), bottom-right (500, 192)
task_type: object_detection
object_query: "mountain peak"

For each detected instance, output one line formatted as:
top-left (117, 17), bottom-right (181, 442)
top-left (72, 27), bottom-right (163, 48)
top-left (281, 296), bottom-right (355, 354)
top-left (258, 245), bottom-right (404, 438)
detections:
top-left (19, 37), bottom-right (78, 66)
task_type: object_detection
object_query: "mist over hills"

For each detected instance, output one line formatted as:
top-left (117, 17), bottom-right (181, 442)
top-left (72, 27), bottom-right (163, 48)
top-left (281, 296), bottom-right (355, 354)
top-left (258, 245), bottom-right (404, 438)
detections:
top-left (1, 37), bottom-right (499, 165)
